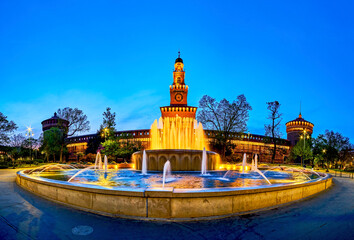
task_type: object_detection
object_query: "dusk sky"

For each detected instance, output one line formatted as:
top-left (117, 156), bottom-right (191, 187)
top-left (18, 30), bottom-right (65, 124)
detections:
top-left (1, 1), bottom-right (353, 140)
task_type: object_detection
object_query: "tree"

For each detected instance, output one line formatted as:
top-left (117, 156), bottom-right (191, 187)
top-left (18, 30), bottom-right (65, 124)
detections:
top-left (99, 107), bottom-right (117, 139)
top-left (315, 130), bottom-right (352, 170)
top-left (57, 107), bottom-right (90, 136)
top-left (197, 95), bottom-right (252, 160)
top-left (312, 137), bottom-right (327, 168)
top-left (42, 128), bottom-right (65, 162)
top-left (7, 134), bottom-right (26, 168)
top-left (101, 133), bottom-right (142, 162)
top-left (0, 112), bottom-right (17, 145)
top-left (264, 101), bottom-right (283, 163)
top-left (100, 107), bottom-right (116, 130)
top-left (290, 138), bottom-right (313, 165)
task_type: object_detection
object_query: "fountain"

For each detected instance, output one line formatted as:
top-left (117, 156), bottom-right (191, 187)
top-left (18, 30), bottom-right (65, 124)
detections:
top-left (16, 54), bottom-right (332, 220)
top-left (134, 115), bottom-right (220, 172)
top-left (104, 155), bottom-right (108, 173)
top-left (150, 116), bottom-right (207, 150)
top-left (141, 150), bottom-right (147, 175)
top-left (242, 153), bottom-right (247, 173)
top-left (94, 152), bottom-right (102, 170)
top-left (201, 147), bottom-right (207, 175)
top-left (162, 160), bottom-right (171, 188)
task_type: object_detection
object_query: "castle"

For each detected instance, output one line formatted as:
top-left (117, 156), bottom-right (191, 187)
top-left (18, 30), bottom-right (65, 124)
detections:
top-left (42, 54), bottom-right (313, 163)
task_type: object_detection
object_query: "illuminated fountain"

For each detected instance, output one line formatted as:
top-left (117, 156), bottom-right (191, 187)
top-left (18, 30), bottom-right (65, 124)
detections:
top-left (162, 160), bottom-right (172, 188)
top-left (150, 116), bottom-right (206, 150)
top-left (141, 150), bottom-right (147, 175)
top-left (133, 115), bottom-right (220, 171)
top-left (201, 147), bottom-right (208, 175)
top-left (16, 54), bottom-right (332, 220)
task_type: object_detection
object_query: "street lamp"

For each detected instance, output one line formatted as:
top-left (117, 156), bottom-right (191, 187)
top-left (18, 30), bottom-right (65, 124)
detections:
top-left (25, 126), bottom-right (34, 161)
top-left (299, 129), bottom-right (310, 167)
top-left (322, 149), bottom-right (326, 169)
top-left (247, 131), bottom-right (251, 158)
top-left (102, 128), bottom-right (109, 140)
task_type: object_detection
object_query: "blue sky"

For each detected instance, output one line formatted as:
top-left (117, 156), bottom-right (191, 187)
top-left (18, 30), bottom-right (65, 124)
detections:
top-left (0, 0), bottom-right (353, 141)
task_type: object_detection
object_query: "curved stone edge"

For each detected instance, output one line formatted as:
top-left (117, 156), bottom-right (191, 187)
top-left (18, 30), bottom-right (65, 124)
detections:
top-left (16, 171), bottom-right (333, 221)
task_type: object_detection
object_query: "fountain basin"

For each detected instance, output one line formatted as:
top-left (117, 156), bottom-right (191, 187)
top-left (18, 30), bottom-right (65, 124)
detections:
top-left (132, 149), bottom-right (220, 171)
top-left (16, 170), bottom-right (332, 221)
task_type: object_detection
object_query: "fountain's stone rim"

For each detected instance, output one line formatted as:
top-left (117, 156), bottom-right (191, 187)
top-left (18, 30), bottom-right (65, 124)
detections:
top-left (16, 170), bottom-right (331, 196)
top-left (16, 169), bottom-right (332, 221)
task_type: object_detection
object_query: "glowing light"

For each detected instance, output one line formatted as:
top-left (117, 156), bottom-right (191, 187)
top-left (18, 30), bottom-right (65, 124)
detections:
top-left (150, 116), bottom-right (208, 150)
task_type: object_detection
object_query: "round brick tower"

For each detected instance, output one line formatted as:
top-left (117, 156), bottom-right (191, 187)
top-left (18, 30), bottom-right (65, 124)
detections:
top-left (41, 112), bottom-right (69, 133)
top-left (286, 113), bottom-right (314, 146)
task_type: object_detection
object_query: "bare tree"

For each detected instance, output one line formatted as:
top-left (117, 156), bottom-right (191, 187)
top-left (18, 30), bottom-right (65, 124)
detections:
top-left (264, 101), bottom-right (283, 163)
top-left (9, 133), bottom-right (25, 148)
top-left (7, 134), bottom-right (26, 167)
top-left (0, 112), bottom-right (17, 144)
top-left (57, 107), bottom-right (90, 136)
top-left (197, 95), bottom-right (252, 160)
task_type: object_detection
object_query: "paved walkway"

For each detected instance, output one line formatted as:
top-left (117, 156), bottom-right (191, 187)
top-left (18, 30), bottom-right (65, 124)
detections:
top-left (0, 169), bottom-right (353, 240)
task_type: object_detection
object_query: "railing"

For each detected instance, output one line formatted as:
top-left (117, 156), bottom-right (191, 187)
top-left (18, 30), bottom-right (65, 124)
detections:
top-left (333, 171), bottom-right (354, 179)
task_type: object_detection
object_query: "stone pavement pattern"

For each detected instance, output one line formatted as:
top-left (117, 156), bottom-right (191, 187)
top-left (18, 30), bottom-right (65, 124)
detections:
top-left (0, 169), bottom-right (353, 240)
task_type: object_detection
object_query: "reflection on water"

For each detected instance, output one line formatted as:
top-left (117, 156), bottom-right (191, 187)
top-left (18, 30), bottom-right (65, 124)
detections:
top-left (26, 168), bottom-right (319, 189)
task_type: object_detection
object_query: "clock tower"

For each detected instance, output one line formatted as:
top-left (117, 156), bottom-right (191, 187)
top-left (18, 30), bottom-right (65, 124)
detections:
top-left (160, 52), bottom-right (197, 118)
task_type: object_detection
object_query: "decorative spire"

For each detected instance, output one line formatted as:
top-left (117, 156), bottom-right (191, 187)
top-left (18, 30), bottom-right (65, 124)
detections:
top-left (178, 51), bottom-right (180, 58)
top-left (299, 101), bottom-right (302, 118)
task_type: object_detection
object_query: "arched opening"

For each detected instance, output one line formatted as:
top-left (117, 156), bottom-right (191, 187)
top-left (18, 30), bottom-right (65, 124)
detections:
top-left (181, 156), bottom-right (190, 171)
top-left (158, 156), bottom-right (167, 171)
top-left (170, 156), bottom-right (178, 171)
top-left (193, 156), bottom-right (201, 171)
top-left (149, 156), bottom-right (157, 170)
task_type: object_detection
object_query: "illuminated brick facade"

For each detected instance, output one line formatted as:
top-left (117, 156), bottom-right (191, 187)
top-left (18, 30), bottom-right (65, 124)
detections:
top-left (160, 52), bottom-right (197, 119)
top-left (286, 113), bottom-right (314, 146)
top-left (41, 112), bottom-right (69, 133)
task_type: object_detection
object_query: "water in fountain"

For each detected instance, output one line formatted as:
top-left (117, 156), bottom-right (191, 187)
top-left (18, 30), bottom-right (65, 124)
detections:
top-left (142, 150), bottom-right (147, 175)
top-left (253, 169), bottom-right (272, 185)
top-left (201, 147), bottom-right (207, 175)
top-left (255, 154), bottom-right (258, 170)
top-left (28, 164), bottom-right (77, 175)
top-left (223, 170), bottom-right (231, 179)
top-left (94, 152), bottom-right (102, 170)
top-left (104, 155), bottom-right (108, 176)
top-left (150, 116), bottom-right (207, 150)
top-left (162, 160), bottom-right (171, 188)
top-left (242, 153), bottom-right (247, 174)
top-left (68, 166), bottom-right (95, 182)
top-left (309, 169), bottom-right (321, 177)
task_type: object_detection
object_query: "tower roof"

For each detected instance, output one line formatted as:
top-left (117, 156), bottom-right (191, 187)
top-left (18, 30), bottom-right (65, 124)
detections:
top-left (285, 113), bottom-right (314, 128)
top-left (41, 112), bottom-right (69, 125)
top-left (175, 51), bottom-right (183, 63)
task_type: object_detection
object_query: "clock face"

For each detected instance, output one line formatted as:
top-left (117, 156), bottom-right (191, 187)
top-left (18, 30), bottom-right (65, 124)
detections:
top-left (175, 93), bottom-right (183, 102)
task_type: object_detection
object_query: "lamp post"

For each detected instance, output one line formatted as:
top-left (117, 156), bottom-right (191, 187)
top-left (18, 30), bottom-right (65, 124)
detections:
top-left (247, 131), bottom-right (251, 158)
top-left (25, 127), bottom-right (34, 161)
top-left (101, 128), bottom-right (108, 140)
top-left (300, 129), bottom-right (310, 167)
top-left (322, 149), bottom-right (326, 169)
